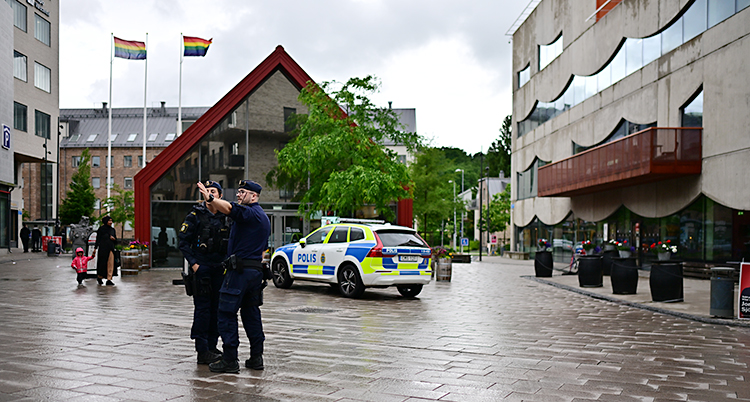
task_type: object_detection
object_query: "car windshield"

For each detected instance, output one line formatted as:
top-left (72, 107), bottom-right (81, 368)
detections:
top-left (376, 231), bottom-right (428, 247)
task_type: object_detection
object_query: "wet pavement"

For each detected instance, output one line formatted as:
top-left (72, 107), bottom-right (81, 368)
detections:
top-left (0, 254), bottom-right (749, 401)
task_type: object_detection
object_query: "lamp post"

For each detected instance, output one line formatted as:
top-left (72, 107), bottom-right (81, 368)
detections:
top-left (455, 168), bottom-right (464, 253)
top-left (449, 180), bottom-right (456, 249)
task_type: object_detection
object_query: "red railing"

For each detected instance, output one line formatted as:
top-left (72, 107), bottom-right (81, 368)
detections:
top-left (538, 127), bottom-right (702, 197)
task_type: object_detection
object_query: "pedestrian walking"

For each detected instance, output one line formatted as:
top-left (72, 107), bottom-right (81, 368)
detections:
top-left (20, 223), bottom-right (30, 253)
top-left (71, 247), bottom-right (95, 288)
top-left (197, 180), bottom-right (270, 374)
top-left (178, 180), bottom-right (231, 365)
top-left (31, 226), bottom-right (41, 252)
top-left (95, 216), bottom-right (118, 286)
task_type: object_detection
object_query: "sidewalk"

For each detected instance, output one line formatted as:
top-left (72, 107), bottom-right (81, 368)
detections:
top-left (479, 255), bottom-right (749, 328)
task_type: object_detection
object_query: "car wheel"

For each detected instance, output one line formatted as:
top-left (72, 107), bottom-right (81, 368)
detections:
top-left (337, 265), bottom-right (365, 298)
top-left (396, 284), bottom-right (423, 298)
top-left (271, 258), bottom-right (293, 289)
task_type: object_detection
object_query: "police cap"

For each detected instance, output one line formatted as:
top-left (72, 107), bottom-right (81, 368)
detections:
top-left (238, 180), bottom-right (262, 194)
top-left (204, 180), bottom-right (223, 195)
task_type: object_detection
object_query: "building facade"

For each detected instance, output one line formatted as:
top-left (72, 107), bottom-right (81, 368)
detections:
top-left (2, 0), bottom-right (59, 251)
top-left (510, 0), bottom-right (750, 265)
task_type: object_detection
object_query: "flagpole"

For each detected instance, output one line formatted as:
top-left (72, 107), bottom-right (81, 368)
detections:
top-left (107, 33), bottom-right (113, 207)
top-left (178, 33), bottom-right (183, 135)
top-left (143, 33), bottom-right (148, 168)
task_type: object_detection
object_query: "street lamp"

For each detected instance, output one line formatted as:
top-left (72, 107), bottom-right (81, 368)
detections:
top-left (448, 180), bottom-right (456, 250)
top-left (455, 168), bottom-right (464, 253)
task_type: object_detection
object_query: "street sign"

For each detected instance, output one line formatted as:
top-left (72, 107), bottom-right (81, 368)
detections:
top-left (491, 235), bottom-right (497, 244)
top-left (2, 124), bottom-right (10, 150)
top-left (461, 237), bottom-right (469, 247)
top-left (740, 263), bottom-right (750, 319)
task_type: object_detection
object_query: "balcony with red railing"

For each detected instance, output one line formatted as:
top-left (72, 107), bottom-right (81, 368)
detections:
top-left (537, 127), bottom-right (702, 197)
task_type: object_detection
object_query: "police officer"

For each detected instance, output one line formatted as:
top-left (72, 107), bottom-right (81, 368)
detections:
top-left (178, 180), bottom-right (231, 365)
top-left (197, 179), bottom-right (270, 374)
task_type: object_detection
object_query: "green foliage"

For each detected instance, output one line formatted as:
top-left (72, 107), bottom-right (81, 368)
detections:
top-left (487, 115), bottom-right (512, 178)
top-left (267, 76), bottom-right (422, 219)
top-left (59, 148), bottom-right (96, 225)
top-left (102, 183), bottom-right (134, 238)
top-left (480, 184), bottom-right (511, 233)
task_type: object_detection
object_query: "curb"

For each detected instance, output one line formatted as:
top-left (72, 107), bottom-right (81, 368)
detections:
top-left (524, 275), bottom-right (750, 328)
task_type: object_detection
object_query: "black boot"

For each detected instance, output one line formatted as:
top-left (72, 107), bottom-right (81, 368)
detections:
top-left (245, 355), bottom-right (264, 370)
top-left (97, 277), bottom-right (103, 285)
top-left (209, 359), bottom-right (240, 373)
top-left (197, 350), bottom-right (223, 365)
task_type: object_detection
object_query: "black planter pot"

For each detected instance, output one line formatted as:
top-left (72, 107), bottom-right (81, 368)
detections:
top-left (610, 257), bottom-right (638, 294)
top-left (578, 256), bottom-right (603, 287)
top-left (602, 249), bottom-right (618, 276)
top-left (534, 251), bottom-right (553, 277)
top-left (650, 261), bottom-right (684, 302)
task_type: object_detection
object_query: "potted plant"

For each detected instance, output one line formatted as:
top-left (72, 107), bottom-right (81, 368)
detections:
top-left (604, 239), bottom-right (617, 251)
top-left (649, 240), bottom-right (677, 261)
top-left (537, 238), bottom-right (551, 252)
top-left (534, 239), bottom-right (553, 277)
top-left (432, 247), bottom-right (452, 281)
top-left (617, 240), bottom-right (634, 258)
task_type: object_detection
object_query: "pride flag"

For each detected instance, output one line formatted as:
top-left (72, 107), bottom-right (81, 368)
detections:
top-left (114, 37), bottom-right (146, 60)
top-left (184, 36), bottom-right (212, 57)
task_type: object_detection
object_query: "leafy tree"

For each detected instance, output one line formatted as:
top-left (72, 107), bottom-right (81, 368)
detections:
top-left (410, 147), bottom-right (457, 245)
top-left (487, 115), bottom-right (512, 178)
top-left (59, 148), bottom-right (96, 225)
top-left (480, 184), bottom-right (511, 233)
top-left (102, 183), bottom-right (134, 238)
top-left (267, 76), bottom-right (422, 219)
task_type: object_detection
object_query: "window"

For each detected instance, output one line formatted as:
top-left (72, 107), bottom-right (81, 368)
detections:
top-left (40, 164), bottom-right (53, 220)
top-left (124, 221), bottom-right (133, 231)
top-left (683, 0), bottom-right (707, 42)
top-left (350, 228), bottom-right (365, 241)
top-left (105, 156), bottom-right (113, 168)
top-left (518, 65), bottom-right (530, 88)
top-left (92, 156), bottom-right (100, 167)
top-left (34, 14), bottom-right (50, 46)
top-left (377, 231), bottom-right (429, 247)
top-left (10, 0), bottom-right (26, 31)
top-left (306, 226), bottom-right (332, 245)
top-left (517, 159), bottom-right (547, 200)
top-left (328, 227), bottom-right (350, 243)
top-left (94, 199), bottom-right (101, 210)
top-left (109, 134), bottom-right (118, 142)
top-left (740, 0), bottom-right (750, 12)
top-left (138, 155), bottom-right (144, 167)
top-left (123, 155), bottom-right (132, 167)
top-left (34, 110), bottom-right (50, 139)
top-left (34, 62), bottom-right (51, 92)
top-left (124, 177), bottom-right (133, 189)
top-left (165, 133), bottom-right (176, 142)
top-left (539, 35), bottom-right (563, 70)
top-left (13, 102), bottom-right (27, 131)
top-left (681, 89), bottom-right (704, 127)
top-left (106, 177), bottom-right (114, 189)
top-left (72, 156), bottom-right (81, 167)
top-left (92, 177), bottom-right (100, 189)
top-left (13, 51), bottom-right (26, 81)
top-left (708, 0), bottom-right (735, 28)
top-left (284, 107), bottom-right (296, 132)
top-left (148, 133), bottom-right (158, 142)
top-left (86, 134), bottom-right (97, 142)
top-left (127, 133), bottom-right (137, 142)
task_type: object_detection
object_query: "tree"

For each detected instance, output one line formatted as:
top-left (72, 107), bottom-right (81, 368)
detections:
top-left (487, 115), bottom-right (512, 178)
top-left (102, 183), bottom-right (134, 238)
top-left (267, 76), bottom-right (422, 219)
top-left (480, 184), bottom-right (511, 234)
top-left (59, 148), bottom-right (96, 225)
top-left (410, 147), bottom-right (457, 246)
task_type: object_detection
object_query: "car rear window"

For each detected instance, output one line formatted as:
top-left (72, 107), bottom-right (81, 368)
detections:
top-left (376, 231), bottom-right (428, 248)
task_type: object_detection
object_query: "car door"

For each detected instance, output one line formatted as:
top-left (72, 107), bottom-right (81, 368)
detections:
top-left (292, 226), bottom-right (331, 276)
top-left (320, 226), bottom-right (350, 278)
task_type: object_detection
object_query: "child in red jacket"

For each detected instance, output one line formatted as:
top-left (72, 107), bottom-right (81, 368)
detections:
top-left (71, 247), bottom-right (95, 287)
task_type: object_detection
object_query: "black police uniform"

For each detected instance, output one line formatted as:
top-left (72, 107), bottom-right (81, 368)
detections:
top-left (214, 197), bottom-right (270, 370)
top-left (178, 203), bottom-right (230, 359)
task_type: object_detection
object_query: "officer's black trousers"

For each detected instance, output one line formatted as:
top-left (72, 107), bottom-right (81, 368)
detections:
top-left (217, 268), bottom-right (265, 361)
top-left (191, 264), bottom-right (224, 353)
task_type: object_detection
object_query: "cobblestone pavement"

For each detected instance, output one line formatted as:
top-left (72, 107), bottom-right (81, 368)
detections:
top-left (0, 255), bottom-right (749, 401)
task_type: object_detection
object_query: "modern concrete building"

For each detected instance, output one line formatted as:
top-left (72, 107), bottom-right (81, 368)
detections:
top-left (1, 0), bottom-right (59, 252)
top-left (509, 0), bottom-right (750, 265)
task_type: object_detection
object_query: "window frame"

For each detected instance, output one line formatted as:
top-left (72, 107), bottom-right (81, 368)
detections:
top-left (92, 156), bottom-right (100, 168)
top-left (34, 13), bottom-right (50, 46)
top-left (10, 0), bottom-right (26, 31)
top-left (92, 177), bottom-right (101, 189)
top-left (34, 110), bottom-right (50, 139)
top-left (13, 102), bottom-right (27, 132)
top-left (13, 51), bottom-right (27, 82)
top-left (123, 155), bottom-right (133, 168)
top-left (34, 62), bottom-right (51, 93)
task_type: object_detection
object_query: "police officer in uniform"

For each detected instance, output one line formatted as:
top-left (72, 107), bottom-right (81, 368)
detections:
top-left (197, 179), bottom-right (270, 374)
top-left (178, 181), bottom-right (231, 365)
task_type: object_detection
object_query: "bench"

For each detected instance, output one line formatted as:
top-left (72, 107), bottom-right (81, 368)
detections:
top-left (682, 261), bottom-right (739, 282)
top-left (505, 251), bottom-right (529, 260)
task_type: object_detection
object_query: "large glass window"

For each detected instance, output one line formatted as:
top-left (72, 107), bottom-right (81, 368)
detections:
top-left (708, 0), bottom-right (735, 27)
top-left (518, 65), bottom-right (530, 88)
top-left (517, 159), bottom-right (546, 200)
top-left (625, 38), bottom-right (643, 76)
top-left (34, 14), bottom-right (50, 46)
top-left (13, 102), bottom-right (27, 131)
top-left (684, 0), bottom-right (708, 41)
top-left (539, 35), bottom-right (563, 70)
top-left (13, 51), bottom-right (26, 81)
top-left (34, 62), bottom-right (51, 93)
top-left (681, 89), bottom-right (704, 127)
top-left (10, 0), bottom-right (26, 31)
top-left (34, 110), bottom-right (50, 139)
top-left (739, 0), bottom-right (750, 11)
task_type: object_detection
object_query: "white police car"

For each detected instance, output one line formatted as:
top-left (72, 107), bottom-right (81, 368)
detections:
top-left (270, 223), bottom-right (432, 298)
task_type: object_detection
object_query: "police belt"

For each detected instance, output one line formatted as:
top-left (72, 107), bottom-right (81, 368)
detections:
top-left (222, 255), bottom-right (263, 273)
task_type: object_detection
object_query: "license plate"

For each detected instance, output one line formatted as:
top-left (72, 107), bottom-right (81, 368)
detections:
top-left (399, 255), bottom-right (419, 262)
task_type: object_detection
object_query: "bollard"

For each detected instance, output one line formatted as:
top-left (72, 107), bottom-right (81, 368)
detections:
top-left (710, 267), bottom-right (736, 318)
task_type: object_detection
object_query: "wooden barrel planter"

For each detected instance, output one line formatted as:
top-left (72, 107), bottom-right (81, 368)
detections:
top-left (121, 249), bottom-right (140, 276)
top-left (577, 256), bottom-right (603, 287)
top-left (650, 261), bottom-right (684, 302)
top-left (602, 249), bottom-right (618, 276)
top-left (534, 251), bottom-right (553, 277)
top-left (610, 257), bottom-right (638, 294)
top-left (140, 248), bottom-right (150, 270)
top-left (436, 258), bottom-right (452, 281)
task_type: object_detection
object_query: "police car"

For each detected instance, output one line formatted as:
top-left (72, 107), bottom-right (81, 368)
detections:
top-left (270, 222), bottom-right (432, 298)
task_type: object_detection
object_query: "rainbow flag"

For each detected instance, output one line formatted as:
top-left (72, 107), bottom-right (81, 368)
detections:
top-left (184, 36), bottom-right (212, 57)
top-left (114, 37), bottom-right (146, 60)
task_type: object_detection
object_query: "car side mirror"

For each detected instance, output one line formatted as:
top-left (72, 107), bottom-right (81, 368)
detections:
top-left (299, 238), bottom-right (306, 248)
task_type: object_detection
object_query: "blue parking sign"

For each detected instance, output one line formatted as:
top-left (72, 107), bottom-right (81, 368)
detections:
top-left (461, 237), bottom-right (469, 247)
top-left (2, 125), bottom-right (10, 150)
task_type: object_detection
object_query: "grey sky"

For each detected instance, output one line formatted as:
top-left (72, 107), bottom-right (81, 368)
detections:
top-left (60, 0), bottom-right (528, 154)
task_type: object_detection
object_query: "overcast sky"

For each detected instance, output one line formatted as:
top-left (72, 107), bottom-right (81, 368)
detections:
top-left (60, 0), bottom-right (529, 155)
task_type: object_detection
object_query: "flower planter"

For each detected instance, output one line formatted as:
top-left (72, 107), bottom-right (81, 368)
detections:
top-left (618, 250), bottom-right (632, 258)
top-left (436, 258), bottom-right (452, 281)
top-left (602, 249), bottom-right (618, 276)
top-left (610, 257), bottom-right (638, 294)
top-left (650, 261), bottom-right (683, 302)
top-left (140, 248), bottom-right (150, 269)
top-left (121, 249), bottom-right (140, 275)
top-left (604, 245), bottom-right (616, 251)
top-left (534, 251), bottom-right (553, 277)
top-left (657, 252), bottom-right (670, 261)
top-left (577, 256), bottom-right (603, 287)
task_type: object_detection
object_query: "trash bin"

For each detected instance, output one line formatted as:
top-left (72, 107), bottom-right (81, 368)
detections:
top-left (710, 267), bottom-right (736, 318)
top-left (47, 240), bottom-right (57, 256)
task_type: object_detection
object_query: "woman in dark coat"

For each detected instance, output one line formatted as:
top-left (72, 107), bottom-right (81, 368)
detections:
top-left (95, 216), bottom-right (118, 286)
